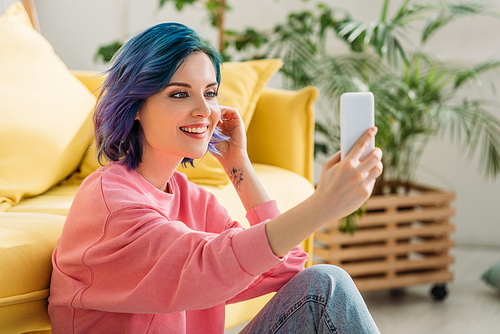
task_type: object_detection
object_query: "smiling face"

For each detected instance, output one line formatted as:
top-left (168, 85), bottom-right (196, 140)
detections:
top-left (135, 52), bottom-right (221, 164)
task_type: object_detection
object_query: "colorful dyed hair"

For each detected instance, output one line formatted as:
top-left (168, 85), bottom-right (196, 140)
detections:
top-left (94, 22), bottom-right (226, 170)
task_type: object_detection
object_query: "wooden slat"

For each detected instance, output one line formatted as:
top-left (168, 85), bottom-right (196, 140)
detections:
top-left (358, 207), bottom-right (455, 227)
top-left (320, 207), bottom-right (455, 230)
top-left (354, 270), bottom-right (453, 292)
top-left (326, 239), bottom-right (455, 262)
top-left (364, 190), bottom-right (455, 210)
top-left (342, 255), bottom-right (454, 276)
top-left (319, 222), bottom-right (455, 245)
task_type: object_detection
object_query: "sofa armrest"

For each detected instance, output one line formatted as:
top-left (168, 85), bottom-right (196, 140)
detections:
top-left (247, 87), bottom-right (318, 184)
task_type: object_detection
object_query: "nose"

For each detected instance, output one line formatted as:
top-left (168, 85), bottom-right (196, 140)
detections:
top-left (192, 95), bottom-right (212, 118)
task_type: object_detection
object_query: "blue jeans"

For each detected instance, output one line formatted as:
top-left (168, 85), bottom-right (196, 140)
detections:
top-left (240, 265), bottom-right (380, 334)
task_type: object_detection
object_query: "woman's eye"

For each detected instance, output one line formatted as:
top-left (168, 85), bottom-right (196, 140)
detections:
top-left (172, 92), bottom-right (188, 98)
top-left (205, 91), bottom-right (218, 98)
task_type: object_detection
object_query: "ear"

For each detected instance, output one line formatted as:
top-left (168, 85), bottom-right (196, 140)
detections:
top-left (135, 99), bottom-right (146, 121)
top-left (135, 107), bottom-right (141, 121)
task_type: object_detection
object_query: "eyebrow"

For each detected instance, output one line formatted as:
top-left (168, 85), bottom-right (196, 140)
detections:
top-left (166, 82), bottom-right (218, 89)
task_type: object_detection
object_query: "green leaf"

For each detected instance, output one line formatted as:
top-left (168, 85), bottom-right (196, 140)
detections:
top-left (422, 12), bottom-right (453, 43)
top-left (454, 60), bottom-right (500, 89)
top-left (444, 100), bottom-right (500, 179)
top-left (94, 41), bottom-right (123, 64)
top-left (422, 2), bottom-right (491, 43)
top-left (392, 0), bottom-right (413, 22)
top-left (380, 0), bottom-right (391, 23)
top-left (338, 205), bottom-right (365, 235)
top-left (314, 142), bottom-right (330, 157)
top-left (159, 0), bottom-right (170, 8)
top-left (170, 0), bottom-right (198, 11)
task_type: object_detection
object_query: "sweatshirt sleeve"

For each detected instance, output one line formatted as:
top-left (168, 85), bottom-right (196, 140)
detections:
top-left (226, 200), bottom-right (309, 304)
top-left (245, 200), bottom-right (282, 226)
top-left (69, 206), bottom-right (286, 315)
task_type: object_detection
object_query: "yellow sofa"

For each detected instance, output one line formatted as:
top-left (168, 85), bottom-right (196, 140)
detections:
top-left (0, 3), bottom-right (317, 333)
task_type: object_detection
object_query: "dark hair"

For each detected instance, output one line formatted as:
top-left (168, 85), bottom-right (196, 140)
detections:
top-left (94, 22), bottom-right (226, 169)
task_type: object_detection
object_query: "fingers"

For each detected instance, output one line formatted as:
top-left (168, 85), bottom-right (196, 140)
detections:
top-left (367, 161), bottom-right (384, 180)
top-left (220, 106), bottom-right (240, 121)
top-left (323, 151), bottom-right (342, 169)
top-left (218, 106), bottom-right (244, 132)
top-left (345, 127), bottom-right (377, 161)
top-left (324, 151), bottom-right (340, 167)
top-left (359, 147), bottom-right (383, 172)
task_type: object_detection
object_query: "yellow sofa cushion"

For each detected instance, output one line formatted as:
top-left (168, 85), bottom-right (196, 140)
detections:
top-left (0, 2), bottom-right (96, 211)
top-left (0, 212), bottom-right (65, 334)
top-left (7, 182), bottom-right (80, 216)
top-left (74, 59), bottom-right (282, 186)
top-left (247, 87), bottom-right (319, 183)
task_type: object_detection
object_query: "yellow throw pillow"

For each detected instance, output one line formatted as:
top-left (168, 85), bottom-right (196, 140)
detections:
top-left (218, 59), bottom-right (283, 129)
top-left (177, 59), bottom-right (282, 186)
top-left (0, 2), bottom-right (96, 210)
top-left (247, 87), bottom-right (319, 183)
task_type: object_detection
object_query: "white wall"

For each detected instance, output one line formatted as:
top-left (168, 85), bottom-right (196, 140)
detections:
top-left (9, 0), bottom-right (500, 246)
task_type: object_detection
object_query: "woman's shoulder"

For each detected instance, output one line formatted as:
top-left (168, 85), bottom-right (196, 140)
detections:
top-left (80, 162), bottom-right (166, 213)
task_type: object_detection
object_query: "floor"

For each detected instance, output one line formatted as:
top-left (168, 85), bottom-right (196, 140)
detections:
top-left (225, 245), bottom-right (500, 333)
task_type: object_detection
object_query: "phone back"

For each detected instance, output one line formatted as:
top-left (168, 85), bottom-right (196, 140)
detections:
top-left (340, 92), bottom-right (375, 160)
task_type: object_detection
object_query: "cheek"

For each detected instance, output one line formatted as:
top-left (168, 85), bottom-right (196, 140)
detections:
top-left (211, 104), bottom-right (222, 124)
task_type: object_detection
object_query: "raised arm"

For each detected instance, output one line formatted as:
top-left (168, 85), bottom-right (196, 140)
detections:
top-left (214, 106), bottom-right (271, 213)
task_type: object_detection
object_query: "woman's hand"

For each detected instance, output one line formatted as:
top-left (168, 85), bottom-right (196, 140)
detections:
top-left (313, 127), bottom-right (383, 223)
top-left (213, 106), bottom-right (248, 163)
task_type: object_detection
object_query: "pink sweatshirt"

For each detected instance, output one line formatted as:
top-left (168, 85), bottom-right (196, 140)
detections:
top-left (48, 162), bottom-right (308, 333)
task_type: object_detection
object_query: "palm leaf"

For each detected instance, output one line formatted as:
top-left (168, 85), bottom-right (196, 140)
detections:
top-left (443, 100), bottom-right (500, 178)
top-left (422, 2), bottom-right (492, 43)
top-left (454, 60), bottom-right (500, 89)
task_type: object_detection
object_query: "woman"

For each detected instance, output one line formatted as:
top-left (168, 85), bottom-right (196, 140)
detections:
top-left (48, 23), bottom-right (383, 334)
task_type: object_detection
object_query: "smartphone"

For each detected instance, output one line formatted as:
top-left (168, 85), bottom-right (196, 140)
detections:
top-left (340, 92), bottom-right (375, 161)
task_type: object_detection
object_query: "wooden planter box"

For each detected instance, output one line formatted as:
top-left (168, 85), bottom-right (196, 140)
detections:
top-left (313, 184), bottom-right (455, 296)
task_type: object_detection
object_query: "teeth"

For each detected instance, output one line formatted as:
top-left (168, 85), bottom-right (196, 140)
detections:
top-left (181, 126), bottom-right (207, 134)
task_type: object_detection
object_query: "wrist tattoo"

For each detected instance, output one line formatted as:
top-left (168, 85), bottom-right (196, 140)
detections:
top-left (229, 167), bottom-right (244, 192)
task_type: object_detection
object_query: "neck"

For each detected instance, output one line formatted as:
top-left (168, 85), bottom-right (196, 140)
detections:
top-left (135, 148), bottom-right (183, 192)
